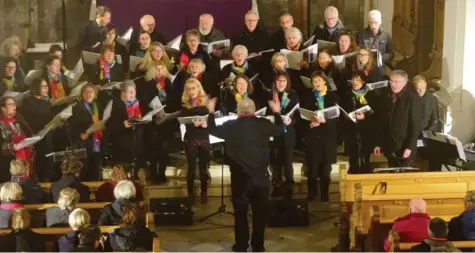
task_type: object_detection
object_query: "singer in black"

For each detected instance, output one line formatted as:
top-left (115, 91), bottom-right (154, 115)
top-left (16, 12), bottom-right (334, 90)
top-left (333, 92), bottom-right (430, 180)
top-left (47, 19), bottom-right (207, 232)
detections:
top-left (268, 72), bottom-right (299, 198)
top-left (341, 73), bottom-right (379, 174)
top-left (373, 70), bottom-right (422, 167)
top-left (221, 45), bottom-right (257, 87)
top-left (207, 97), bottom-right (285, 252)
top-left (223, 74), bottom-right (259, 115)
top-left (69, 84), bottom-right (104, 181)
top-left (302, 70), bottom-right (339, 201)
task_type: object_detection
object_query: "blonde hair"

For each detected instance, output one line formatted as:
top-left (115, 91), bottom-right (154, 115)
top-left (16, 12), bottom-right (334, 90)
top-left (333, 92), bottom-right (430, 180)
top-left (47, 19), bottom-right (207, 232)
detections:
top-left (9, 159), bottom-right (29, 176)
top-left (69, 208), bottom-right (90, 230)
top-left (0, 182), bottom-right (22, 202)
top-left (466, 191), bottom-right (475, 209)
top-left (58, 188), bottom-right (80, 211)
top-left (181, 78), bottom-right (208, 106)
top-left (145, 60), bottom-right (170, 81)
top-left (11, 208), bottom-right (30, 230)
top-left (109, 165), bottom-right (128, 184)
top-left (187, 58), bottom-right (206, 74)
top-left (271, 52), bottom-right (288, 69)
top-left (138, 42), bottom-right (173, 72)
top-left (1, 36), bottom-right (21, 57)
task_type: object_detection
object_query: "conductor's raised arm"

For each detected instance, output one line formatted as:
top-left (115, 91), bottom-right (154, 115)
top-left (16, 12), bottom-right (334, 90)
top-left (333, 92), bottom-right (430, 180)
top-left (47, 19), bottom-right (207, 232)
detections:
top-left (266, 100), bottom-right (285, 136)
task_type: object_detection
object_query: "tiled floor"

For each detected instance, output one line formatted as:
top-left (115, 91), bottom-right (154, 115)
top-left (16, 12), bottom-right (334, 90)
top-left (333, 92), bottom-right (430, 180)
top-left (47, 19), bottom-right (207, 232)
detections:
top-left (156, 193), bottom-right (340, 252)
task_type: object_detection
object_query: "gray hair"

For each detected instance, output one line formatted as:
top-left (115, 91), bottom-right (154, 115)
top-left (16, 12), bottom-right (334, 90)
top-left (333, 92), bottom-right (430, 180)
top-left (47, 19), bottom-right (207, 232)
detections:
top-left (120, 80), bottom-right (136, 92)
top-left (466, 191), bottom-right (475, 209)
top-left (113, 180), bottom-right (136, 200)
top-left (199, 13), bottom-right (214, 22)
top-left (237, 98), bottom-right (256, 115)
top-left (285, 27), bottom-right (303, 42)
top-left (368, 10), bottom-right (382, 23)
top-left (232, 45), bottom-right (249, 58)
top-left (391, 69), bottom-right (409, 82)
top-left (325, 6), bottom-right (339, 18)
top-left (68, 208), bottom-right (90, 230)
top-left (245, 10), bottom-right (259, 19)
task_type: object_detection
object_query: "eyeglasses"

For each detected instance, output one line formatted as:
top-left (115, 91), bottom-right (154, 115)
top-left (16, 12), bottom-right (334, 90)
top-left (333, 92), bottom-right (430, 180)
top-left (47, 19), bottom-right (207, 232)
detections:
top-left (5, 66), bottom-right (16, 70)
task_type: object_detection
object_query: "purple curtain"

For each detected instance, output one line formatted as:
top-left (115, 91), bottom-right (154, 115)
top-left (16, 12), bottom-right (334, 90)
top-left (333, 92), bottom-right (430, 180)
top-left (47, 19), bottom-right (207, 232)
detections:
top-left (97, 0), bottom-right (252, 41)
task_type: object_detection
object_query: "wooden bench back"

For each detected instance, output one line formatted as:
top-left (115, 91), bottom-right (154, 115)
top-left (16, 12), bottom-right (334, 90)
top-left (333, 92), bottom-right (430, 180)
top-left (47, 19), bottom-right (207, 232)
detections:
top-left (388, 230), bottom-right (475, 252)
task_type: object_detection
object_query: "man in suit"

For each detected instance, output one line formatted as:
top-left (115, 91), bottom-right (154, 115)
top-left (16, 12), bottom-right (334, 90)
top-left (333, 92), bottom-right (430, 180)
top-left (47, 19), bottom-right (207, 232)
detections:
top-left (77, 6), bottom-right (111, 51)
top-left (373, 70), bottom-right (422, 167)
top-left (206, 98), bottom-right (284, 252)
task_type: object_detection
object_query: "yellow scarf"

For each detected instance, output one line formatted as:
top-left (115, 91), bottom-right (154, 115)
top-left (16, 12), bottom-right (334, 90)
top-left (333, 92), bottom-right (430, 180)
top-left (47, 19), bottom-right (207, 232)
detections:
top-left (287, 42), bottom-right (301, 51)
top-left (234, 92), bottom-right (248, 103)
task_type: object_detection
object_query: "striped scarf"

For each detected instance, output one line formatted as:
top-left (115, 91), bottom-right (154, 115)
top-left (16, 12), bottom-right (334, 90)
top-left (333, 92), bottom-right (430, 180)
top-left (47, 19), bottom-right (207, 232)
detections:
top-left (84, 101), bottom-right (103, 152)
top-left (48, 72), bottom-right (66, 99)
top-left (352, 85), bottom-right (370, 105)
top-left (314, 85), bottom-right (327, 110)
top-left (99, 57), bottom-right (116, 80)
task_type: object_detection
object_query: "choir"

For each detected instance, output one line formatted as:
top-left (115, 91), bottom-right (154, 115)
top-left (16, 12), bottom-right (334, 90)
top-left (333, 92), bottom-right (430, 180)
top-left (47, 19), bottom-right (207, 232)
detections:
top-left (0, 4), bottom-right (439, 207)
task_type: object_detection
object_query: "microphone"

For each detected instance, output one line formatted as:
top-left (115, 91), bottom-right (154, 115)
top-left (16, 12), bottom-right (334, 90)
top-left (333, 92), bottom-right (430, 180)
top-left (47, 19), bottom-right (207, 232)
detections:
top-left (219, 81), bottom-right (233, 90)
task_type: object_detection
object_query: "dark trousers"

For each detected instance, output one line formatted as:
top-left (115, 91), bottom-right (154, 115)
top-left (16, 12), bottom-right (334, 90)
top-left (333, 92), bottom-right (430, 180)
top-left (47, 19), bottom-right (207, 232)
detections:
top-left (147, 124), bottom-right (172, 181)
top-left (184, 140), bottom-right (210, 193)
top-left (270, 129), bottom-right (295, 190)
top-left (35, 134), bottom-right (55, 182)
top-left (305, 146), bottom-right (332, 199)
top-left (230, 166), bottom-right (269, 251)
top-left (385, 148), bottom-right (415, 168)
top-left (346, 138), bottom-right (372, 174)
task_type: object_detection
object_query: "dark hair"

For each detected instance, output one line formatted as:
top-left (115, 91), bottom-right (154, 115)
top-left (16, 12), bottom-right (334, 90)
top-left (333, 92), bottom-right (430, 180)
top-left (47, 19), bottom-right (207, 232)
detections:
top-left (351, 72), bottom-right (365, 82)
top-left (428, 217), bottom-right (448, 238)
top-left (96, 6), bottom-right (111, 17)
top-left (104, 24), bottom-right (118, 41)
top-left (100, 44), bottom-right (115, 55)
top-left (120, 204), bottom-right (138, 226)
top-left (48, 44), bottom-right (63, 55)
top-left (310, 70), bottom-right (329, 85)
top-left (30, 77), bottom-right (47, 96)
top-left (3, 57), bottom-right (17, 68)
top-left (78, 225), bottom-right (101, 246)
top-left (233, 74), bottom-right (254, 95)
top-left (43, 55), bottom-right (61, 73)
top-left (0, 96), bottom-right (14, 108)
top-left (273, 71), bottom-right (291, 91)
top-left (138, 30), bottom-right (151, 42)
top-left (185, 29), bottom-right (200, 42)
top-left (336, 31), bottom-right (358, 54)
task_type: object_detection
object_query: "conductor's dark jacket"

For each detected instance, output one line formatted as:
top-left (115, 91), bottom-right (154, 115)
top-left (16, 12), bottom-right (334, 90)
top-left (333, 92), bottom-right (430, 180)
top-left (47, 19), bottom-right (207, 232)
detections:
top-left (376, 86), bottom-right (422, 157)
top-left (207, 112), bottom-right (285, 186)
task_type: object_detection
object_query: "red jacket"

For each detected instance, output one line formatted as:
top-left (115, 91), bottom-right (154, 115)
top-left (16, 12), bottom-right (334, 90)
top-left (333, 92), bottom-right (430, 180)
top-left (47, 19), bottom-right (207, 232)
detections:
top-left (95, 181), bottom-right (144, 202)
top-left (384, 212), bottom-right (431, 251)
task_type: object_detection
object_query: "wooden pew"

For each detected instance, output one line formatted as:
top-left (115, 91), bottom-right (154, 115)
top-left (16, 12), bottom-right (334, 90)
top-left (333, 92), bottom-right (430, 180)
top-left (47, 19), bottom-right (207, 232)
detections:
top-left (388, 230), bottom-right (475, 252)
top-left (338, 168), bottom-right (475, 251)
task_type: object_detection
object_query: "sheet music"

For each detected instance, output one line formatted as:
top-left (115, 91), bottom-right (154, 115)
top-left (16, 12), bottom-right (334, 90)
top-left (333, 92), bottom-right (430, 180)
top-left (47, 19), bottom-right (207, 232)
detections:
top-left (249, 73), bottom-right (259, 83)
top-left (140, 105), bottom-right (167, 122)
top-left (299, 108), bottom-right (316, 121)
top-left (300, 76), bottom-right (312, 89)
top-left (50, 96), bottom-right (77, 107)
top-left (255, 107), bottom-right (267, 116)
top-left (316, 40), bottom-right (336, 50)
top-left (59, 104), bottom-right (74, 119)
top-left (327, 78), bottom-right (337, 91)
top-left (66, 59), bottom-right (84, 88)
top-left (370, 49), bottom-right (383, 67)
top-left (115, 55), bottom-right (123, 64)
top-left (16, 136), bottom-right (42, 149)
top-left (69, 81), bottom-right (87, 97)
top-left (285, 103), bottom-right (300, 119)
top-left (4, 90), bottom-right (30, 107)
top-left (167, 35), bottom-right (182, 51)
top-left (178, 115), bottom-right (209, 125)
top-left (170, 68), bottom-right (182, 83)
top-left (280, 49), bottom-right (302, 70)
top-left (26, 43), bottom-right (66, 53)
top-left (209, 115), bottom-right (238, 143)
top-left (259, 79), bottom-right (271, 92)
top-left (229, 72), bottom-right (236, 82)
top-left (155, 111), bottom-right (180, 125)
top-left (102, 100), bottom-right (113, 122)
top-left (82, 51), bottom-right (101, 65)
top-left (85, 100), bottom-right (113, 134)
top-left (89, 0), bottom-right (97, 20)
top-left (34, 60), bottom-right (44, 70)
top-left (220, 60), bottom-right (233, 70)
top-left (101, 82), bottom-right (121, 91)
top-left (301, 44), bottom-right (319, 62)
top-left (129, 56), bottom-right (142, 72)
top-left (207, 39), bottom-right (231, 54)
top-left (367, 80), bottom-right (388, 90)
top-left (148, 96), bottom-right (162, 110)
top-left (303, 35), bottom-right (315, 47)
top-left (24, 70), bottom-right (42, 86)
top-left (247, 49), bottom-right (275, 59)
top-left (316, 105), bottom-right (340, 119)
top-left (117, 27), bottom-right (133, 46)
top-left (339, 105), bottom-right (372, 123)
top-left (422, 131), bottom-right (467, 162)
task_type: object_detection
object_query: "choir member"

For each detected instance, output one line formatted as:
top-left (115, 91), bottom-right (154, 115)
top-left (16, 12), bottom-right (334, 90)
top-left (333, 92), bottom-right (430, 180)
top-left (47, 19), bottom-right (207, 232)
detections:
top-left (50, 156), bottom-right (90, 202)
top-left (349, 47), bottom-right (384, 83)
top-left (48, 44), bottom-right (68, 73)
top-left (357, 10), bottom-right (394, 65)
top-left (310, 6), bottom-right (344, 44)
top-left (130, 14), bottom-right (167, 54)
top-left (328, 31), bottom-right (358, 56)
top-left (223, 74), bottom-right (258, 115)
top-left (0, 182), bottom-right (24, 228)
top-left (10, 208), bottom-right (45, 252)
top-left (109, 81), bottom-right (144, 170)
top-left (1, 58), bottom-right (24, 95)
top-left (259, 52), bottom-right (288, 95)
top-left (131, 31), bottom-right (152, 58)
top-left (46, 187), bottom-right (79, 227)
top-left (94, 24), bottom-right (129, 75)
top-left (198, 14), bottom-right (226, 43)
top-left (9, 159), bottom-right (43, 203)
top-left (268, 72), bottom-right (299, 198)
top-left (341, 73), bottom-right (379, 174)
top-left (22, 77), bottom-right (55, 181)
top-left (69, 83), bottom-right (104, 181)
top-left (269, 13), bottom-right (294, 51)
top-left (96, 164), bottom-right (143, 201)
top-left (92, 44), bottom-right (124, 86)
top-left (206, 97), bottom-right (284, 252)
top-left (0, 96), bottom-right (32, 183)
top-left (135, 42), bottom-right (174, 78)
top-left (412, 75), bottom-right (439, 133)
top-left (221, 45), bottom-right (257, 86)
top-left (58, 208), bottom-right (89, 252)
top-left (98, 180), bottom-right (140, 225)
top-left (178, 29), bottom-right (213, 70)
top-left (136, 61), bottom-right (173, 184)
top-left (283, 27), bottom-right (307, 98)
top-left (302, 70), bottom-right (339, 201)
top-left (180, 78), bottom-right (211, 204)
top-left (373, 70), bottom-right (422, 167)
top-left (0, 36), bottom-right (25, 86)
top-left (232, 10), bottom-right (269, 55)
top-left (42, 55), bottom-right (69, 100)
top-left (174, 58), bottom-right (216, 106)
top-left (77, 6), bottom-right (111, 51)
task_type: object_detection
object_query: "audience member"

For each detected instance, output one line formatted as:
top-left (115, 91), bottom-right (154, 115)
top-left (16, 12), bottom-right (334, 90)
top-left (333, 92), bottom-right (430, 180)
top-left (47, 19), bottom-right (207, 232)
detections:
top-left (0, 182), bottom-right (24, 228)
top-left (10, 208), bottom-right (45, 252)
top-left (46, 187), bottom-right (80, 227)
top-left (448, 191), bottom-right (475, 241)
top-left (9, 159), bottom-right (43, 204)
top-left (411, 217), bottom-right (461, 252)
top-left (58, 208), bottom-right (90, 252)
top-left (96, 165), bottom-right (144, 202)
top-left (50, 156), bottom-right (90, 203)
top-left (71, 224), bottom-right (102, 252)
top-left (98, 180), bottom-right (139, 225)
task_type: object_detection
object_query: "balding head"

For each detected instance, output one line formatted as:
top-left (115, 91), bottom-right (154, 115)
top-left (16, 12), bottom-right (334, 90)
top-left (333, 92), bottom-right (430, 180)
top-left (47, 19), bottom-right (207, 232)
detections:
top-left (409, 198), bottom-right (427, 213)
top-left (199, 14), bottom-right (214, 35)
top-left (140, 15), bottom-right (155, 33)
top-left (237, 98), bottom-right (256, 115)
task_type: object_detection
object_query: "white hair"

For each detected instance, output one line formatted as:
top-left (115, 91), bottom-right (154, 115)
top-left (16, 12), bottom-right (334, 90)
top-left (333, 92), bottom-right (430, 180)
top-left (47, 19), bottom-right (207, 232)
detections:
top-left (199, 13), bottom-right (214, 22)
top-left (368, 10), bottom-right (382, 23)
top-left (245, 10), bottom-right (259, 19)
top-left (237, 98), bottom-right (256, 115)
top-left (285, 27), bottom-right (303, 42)
top-left (68, 208), bottom-right (90, 230)
top-left (325, 6), bottom-right (339, 18)
top-left (232, 45), bottom-right (249, 58)
top-left (113, 180), bottom-right (136, 200)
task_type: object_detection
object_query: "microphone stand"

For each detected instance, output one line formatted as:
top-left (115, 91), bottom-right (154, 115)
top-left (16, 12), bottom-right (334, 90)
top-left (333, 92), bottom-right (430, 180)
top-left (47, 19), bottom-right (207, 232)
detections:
top-left (352, 96), bottom-right (364, 174)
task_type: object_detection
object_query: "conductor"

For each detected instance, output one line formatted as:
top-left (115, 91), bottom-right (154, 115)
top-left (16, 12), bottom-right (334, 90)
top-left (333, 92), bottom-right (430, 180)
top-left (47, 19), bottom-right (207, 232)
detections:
top-left (206, 98), bottom-right (285, 252)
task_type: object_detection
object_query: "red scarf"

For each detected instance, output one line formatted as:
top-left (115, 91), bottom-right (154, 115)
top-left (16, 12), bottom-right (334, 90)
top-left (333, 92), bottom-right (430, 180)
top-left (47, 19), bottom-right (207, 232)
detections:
top-left (0, 116), bottom-right (31, 171)
top-left (238, 114), bottom-right (255, 118)
top-left (179, 53), bottom-right (191, 68)
top-left (156, 76), bottom-right (166, 91)
top-left (48, 75), bottom-right (65, 99)
top-left (0, 202), bottom-right (23, 210)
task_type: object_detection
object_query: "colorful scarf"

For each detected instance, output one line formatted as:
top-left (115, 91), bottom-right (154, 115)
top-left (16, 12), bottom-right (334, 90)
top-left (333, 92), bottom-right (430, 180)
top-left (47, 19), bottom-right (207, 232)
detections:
top-left (156, 76), bottom-right (167, 100)
top-left (179, 49), bottom-right (203, 69)
top-left (0, 116), bottom-right (32, 171)
top-left (121, 95), bottom-right (142, 119)
top-left (235, 92), bottom-right (248, 103)
top-left (99, 57), bottom-right (116, 80)
top-left (314, 85), bottom-right (328, 110)
top-left (231, 61), bottom-right (248, 74)
top-left (3, 76), bottom-right (15, 90)
top-left (136, 49), bottom-right (146, 58)
top-left (48, 72), bottom-right (66, 99)
top-left (35, 95), bottom-right (49, 101)
top-left (274, 91), bottom-right (290, 133)
top-left (352, 85), bottom-right (370, 105)
top-left (84, 102), bottom-right (103, 152)
top-left (184, 97), bottom-right (201, 109)
top-left (287, 42), bottom-right (301, 52)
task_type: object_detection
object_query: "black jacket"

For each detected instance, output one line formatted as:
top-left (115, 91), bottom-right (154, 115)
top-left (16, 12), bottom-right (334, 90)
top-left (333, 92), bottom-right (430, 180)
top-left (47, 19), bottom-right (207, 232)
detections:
top-left (94, 42), bottom-right (129, 74)
top-left (0, 76), bottom-right (24, 95)
top-left (69, 101), bottom-right (104, 145)
top-left (129, 28), bottom-right (166, 56)
top-left (420, 91), bottom-right (439, 132)
top-left (11, 229), bottom-right (46, 252)
top-left (221, 61), bottom-right (258, 84)
top-left (410, 239), bottom-right (461, 252)
top-left (178, 45), bottom-right (215, 71)
top-left (50, 174), bottom-right (91, 202)
top-left (98, 198), bottom-right (137, 226)
top-left (22, 96), bottom-right (53, 133)
top-left (180, 106), bottom-right (210, 142)
top-left (10, 176), bottom-right (43, 204)
top-left (311, 20), bottom-right (344, 44)
top-left (108, 224), bottom-right (155, 252)
top-left (357, 27), bottom-right (394, 64)
top-left (77, 20), bottom-right (105, 51)
top-left (208, 112), bottom-right (285, 187)
top-left (268, 29), bottom-right (287, 52)
top-left (223, 92), bottom-right (259, 116)
top-left (57, 230), bottom-right (79, 252)
top-left (199, 28), bottom-right (226, 43)
top-left (376, 86), bottom-right (422, 157)
top-left (46, 206), bottom-right (71, 227)
top-left (135, 76), bottom-right (174, 115)
top-left (232, 26), bottom-right (269, 54)
top-left (91, 60), bottom-right (125, 86)
top-left (266, 90), bottom-right (300, 129)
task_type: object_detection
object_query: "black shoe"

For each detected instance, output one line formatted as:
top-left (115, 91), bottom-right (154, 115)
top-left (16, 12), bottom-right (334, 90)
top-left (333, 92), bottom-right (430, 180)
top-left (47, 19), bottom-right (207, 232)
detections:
top-left (200, 187), bottom-right (208, 204)
top-left (252, 247), bottom-right (265, 252)
top-left (271, 186), bottom-right (283, 198)
top-left (232, 244), bottom-right (248, 252)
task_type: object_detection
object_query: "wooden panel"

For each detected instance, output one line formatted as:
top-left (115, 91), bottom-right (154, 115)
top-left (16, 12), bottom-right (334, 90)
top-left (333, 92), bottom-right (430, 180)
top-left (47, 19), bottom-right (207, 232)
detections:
top-left (289, 0), bottom-right (308, 37)
top-left (420, 0), bottom-right (445, 80)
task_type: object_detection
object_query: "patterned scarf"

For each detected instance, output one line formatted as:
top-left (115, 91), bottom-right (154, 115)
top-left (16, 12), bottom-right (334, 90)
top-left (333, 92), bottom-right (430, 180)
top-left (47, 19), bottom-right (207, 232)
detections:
top-left (48, 72), bottom-right (66, 99)
top-left (314, 85), bottom-right (328, 110)
top-left (231, 61), bottom-right (248, 74)
top-left (352, 85), bottom-right (370, 105)
top-left (179, 49), bottom-right (203, 69)
top-left (275, 91), bottom-right (290, 133)
top-left (0, 116), bottom-right (31, 171)
top-left (156, 76), bottom-right (167, 101)
top-left (121, 95), bottom-right (142, 119)
top-left (35, 95), bottom-right (49, 101)
top-left (235, 92), bottom-right (248, 103)
top-left (184, 97), bottom-right (201, 109)
top-left (83, 101), bottom-right (103, 152)
top-left (287, 42), bottom-right (301, 51)
top-left (99, 57), bottom-right (116, 80)
top-left (3, 76), bottom-right (15, 90)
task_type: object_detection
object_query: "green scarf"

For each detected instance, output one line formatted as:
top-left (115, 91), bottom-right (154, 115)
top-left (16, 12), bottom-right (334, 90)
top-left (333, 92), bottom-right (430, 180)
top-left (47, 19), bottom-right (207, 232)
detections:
top-left (352, 85), bottom-right (370, 105)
